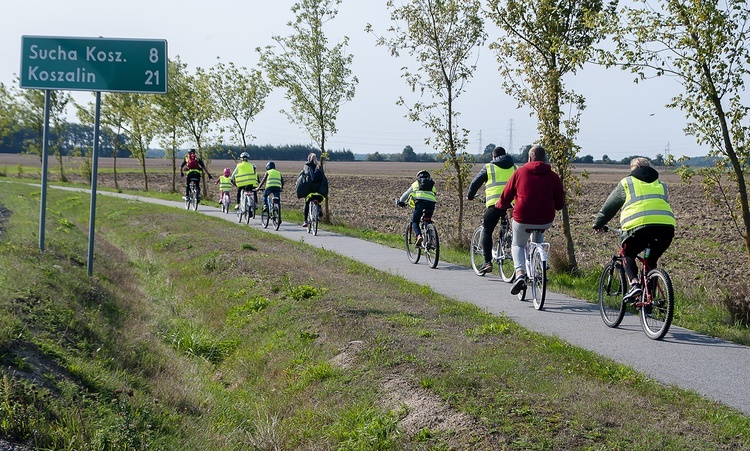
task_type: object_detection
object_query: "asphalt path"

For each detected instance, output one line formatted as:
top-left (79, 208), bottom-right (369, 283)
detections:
top-left (49, 186), bottom-right (750, 417)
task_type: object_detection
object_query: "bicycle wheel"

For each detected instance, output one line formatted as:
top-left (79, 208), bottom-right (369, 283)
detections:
top-left (189, 185), bottom-right (199, 211)
top-left (245, 198), bottom-right (251, 224)
top-left (470, 226), bottom-right (485, 276)
top-left (424, 223), bottom-right (439, 269)
top-left (405, 223), bottom-right (421, 264)
top-left (261, 201), bottom-right (270, 228)
top-left (312, 203), bottom-right (319, 235)
top-left (272, 203), bottom-right (281, 231)
top-left (640, 268), bottom-right (674, 340)
top-left (530, 247), bottom-right (547, 310)
top-left (598, 261), bottom-right (626, 328)
top-left (498, 223), bottom-right (515, 283)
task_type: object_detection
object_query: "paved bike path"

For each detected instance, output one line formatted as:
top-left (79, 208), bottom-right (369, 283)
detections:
top-left (56, 188), bottom-right (750, 417)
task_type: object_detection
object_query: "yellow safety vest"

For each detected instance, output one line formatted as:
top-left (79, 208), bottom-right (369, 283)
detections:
top-left (619, 176), bottom-right (676, 231)
top-left (234, 161), bottom-right (258, 188)
top-left (265, 169), bottom-right (282, 189)
top-left (218, 176), bottom-right (232, 192)
top-left (410, 180), bottom-right (437, 203)
top-left (484, 163), bottom-right (515, 208)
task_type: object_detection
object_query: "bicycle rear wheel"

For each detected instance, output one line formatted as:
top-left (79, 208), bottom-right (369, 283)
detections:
top-left (598, 261), bottom-right (626, 328)
top-left (405, 223), bottom-right (421, 264)
top-left (498, 222), bottom-right (515, 283)
top-left (261, 201), bottom-right (270, 228)
top-left (640, 268), bottom-right (674, 340)
top-left (531, 247), bottom-right (547, 310)
top-left (272, 203), bottom-right (281, 230)
top-left (470, 226), bottom-right (486, 276)
top-left (424, 223), bottom-right (439, 269)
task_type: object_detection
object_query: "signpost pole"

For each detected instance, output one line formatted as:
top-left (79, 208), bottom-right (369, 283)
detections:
top-left (86, 92), bottom-right (101, 277)
top-left (38, 89), bottom-right (51, 252)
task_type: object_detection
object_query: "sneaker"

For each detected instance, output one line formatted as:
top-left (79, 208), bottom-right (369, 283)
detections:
top-left (182, 196), bottom-right (187, 201)
top-left (415, 235), bottom-right (423, 247)
top-left (234, 204), bottom-right (240, 210)
top-left (510, 274), bottom-right (527, 295)
top-left (478, 261), bottom-right (493, 275)
top-left (262, 205), bottom-right (268, 212)
top-left (624, 283), bottom-right (642, 301)
top-left (302, 221), bottom-right (309, 227)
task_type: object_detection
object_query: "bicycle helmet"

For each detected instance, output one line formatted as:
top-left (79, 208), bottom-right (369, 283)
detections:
top-left (240, 152), bottom-right (250, 161)
top-left (223, 167), bottom-right (231, 177)
top-left (416, 170), bottom-right (431, 179)
top-left (266, 161), bottom-right (275, 170)
top-left (188, 148), bottom-right (196, 155)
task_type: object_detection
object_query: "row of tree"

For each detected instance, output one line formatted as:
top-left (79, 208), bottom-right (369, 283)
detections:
top-left (1, 0), bottom-right (749, 266)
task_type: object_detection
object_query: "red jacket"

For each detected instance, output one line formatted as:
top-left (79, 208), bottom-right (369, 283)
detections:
top-left (497, 160), bottom-right (564, 225)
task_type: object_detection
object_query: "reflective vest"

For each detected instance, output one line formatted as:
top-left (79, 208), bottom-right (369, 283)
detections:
top-left (265, 169), bottom-right (282, 189)
top-left (619, 176), bottom-right (675, 231)
top-left (218, 175), bottom-right (232, 192)
top-left (410, 180), bottom-right (437, 203)
top-left (234, 161), bottom-right (258, 187)
top-left (484, 163), bottom-right (515, 207)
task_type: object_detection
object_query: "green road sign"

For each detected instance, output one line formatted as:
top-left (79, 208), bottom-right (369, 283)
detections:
top-left (20, 36), bottom-right (168, 93)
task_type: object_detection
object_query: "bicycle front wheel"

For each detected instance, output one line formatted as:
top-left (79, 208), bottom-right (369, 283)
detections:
top-left (405, 223), bottom-right (421, 264)
top-left (498, 223), bottom-right (515, 283)
top-left (598, 261), bottom-right (626, 328)
top-left (424, 223), bottom-right (439, 269)
top-left (470, 227), bottom-right (485, 276)
top-left (640, 268), bottom-right (674, 340)
top-left (531, 248), bottom-right (547, 310)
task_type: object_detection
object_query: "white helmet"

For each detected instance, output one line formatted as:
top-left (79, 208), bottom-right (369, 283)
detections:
top-left (240, 152), bottom-right (250, 161)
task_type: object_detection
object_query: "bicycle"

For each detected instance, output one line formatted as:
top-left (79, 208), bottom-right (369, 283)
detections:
top-left (236, 188), bottom-right (256, 225)
top-left (185, 180), bottom-right (199, 211)
top-left (515, 229), bottom-right (550, 310)
top-left (403, 207), bottom-right (440, 269)
top-left (306, 194), bottom-right (324, 236)
top-left (470, 218), bottom-right (514, 281)
top-left (597, 226), bottom-right (674, 340)
top-left (220, 191), bottom-right (231, 214)
top-left (261, 193), bottom-right (281, 231)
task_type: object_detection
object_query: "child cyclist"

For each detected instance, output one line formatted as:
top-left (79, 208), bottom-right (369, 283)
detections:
top-left (397, 170), bottom-right (437, 247)
top-left (215, 167), bottom-right (233, 207)
top-left (257, 161), bottom-right (284, 216)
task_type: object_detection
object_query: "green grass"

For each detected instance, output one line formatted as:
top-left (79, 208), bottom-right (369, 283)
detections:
top-left (1, 180), bottom-right (750, 449)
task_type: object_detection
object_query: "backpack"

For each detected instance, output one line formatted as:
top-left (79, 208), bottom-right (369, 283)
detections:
top-left (186, 156), bottom-right (200, 170)
top-left (296, 169), bottom-right (313, 199)
top-left (417, 176), bottom-right (434, 192)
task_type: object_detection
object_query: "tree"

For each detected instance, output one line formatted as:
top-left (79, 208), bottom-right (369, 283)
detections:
top-left (0, 83), bottom-right (17, 142)
top-left (613, 0), bottom-right (750, 264)
top-left (209, 59), bottom-right (271, 153)
top-left (154, 58), bottom-right (190, 193)
top-left (486, 0), bottom-right (616, 273)
top-left (401, 145), bottom-right (417, 162)
top-left (112, 93), bottom-right (157, 190)
top-left (257, 0), bottom-right (358, 221)
top-left (368, 0), bottom-right (486, 245)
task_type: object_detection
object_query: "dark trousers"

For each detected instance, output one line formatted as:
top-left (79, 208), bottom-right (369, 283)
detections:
top-left (411, 200), bottom-right (435, 236)
top-left (185, 173), bottom-right (201, 198)
top-left (482, 206), bottom-right (508, 263)
top-left (622, 225), bottom-right (675, 283)
top-left (263, 187), bottom-right (281, 208)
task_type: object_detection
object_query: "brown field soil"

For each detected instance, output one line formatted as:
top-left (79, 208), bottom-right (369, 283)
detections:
top-left (2, 154), bottom-right (745, 303)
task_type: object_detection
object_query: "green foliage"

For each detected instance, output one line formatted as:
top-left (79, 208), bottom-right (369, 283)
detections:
top-left (328, 405), bottom-right (400, 450)
top-left (288, 283), bottom-right (322, 301)
top-left (369, 0), bottom-right (486, 245)
top-left (256, 0), bottom-right (357, 154)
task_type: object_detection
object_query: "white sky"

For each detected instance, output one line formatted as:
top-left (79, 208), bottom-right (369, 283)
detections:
top-left (2, 0), bottom-right (707, 159)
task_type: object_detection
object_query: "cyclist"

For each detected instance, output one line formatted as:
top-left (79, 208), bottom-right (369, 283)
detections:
top-left (296, 153), bottom-right (328, 227)
top-left (497, 145), bottom-right (564, 295)
top-left (215, 167), bottom-right (233, 207)
top-left (180, 149), bottom-right (212, 202)
top-left (231, 152), bottom-right (259, 211)
top-left (397, 170), bottom-right (437, 247)
top-left (593, 157), bottom-right (675, 301)
top-left (257, 161), bottom-right (284, 216)
top-left (467, 146), bottom-right (516, 275)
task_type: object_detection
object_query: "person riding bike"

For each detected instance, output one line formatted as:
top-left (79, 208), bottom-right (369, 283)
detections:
top-left (467, 146), bottom-right (516, 275)
top-left (257, 161), bottom-right (284, 214)
top-left (215, 167), bottom-right (233, 206)
top-left (180, 149), bottom-right (212, 202)
top-left (397, 170), bottom-right (437, 247)
top-left (231, 152), bottom-right (259, 210)
top-left (296, 153), bottom-right (328, 228)
top-left (593, 157), bottom-right (675, 301)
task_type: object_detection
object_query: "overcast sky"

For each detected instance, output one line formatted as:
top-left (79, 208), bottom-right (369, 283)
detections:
top-left (3, 0), bottom-right (707, 159)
